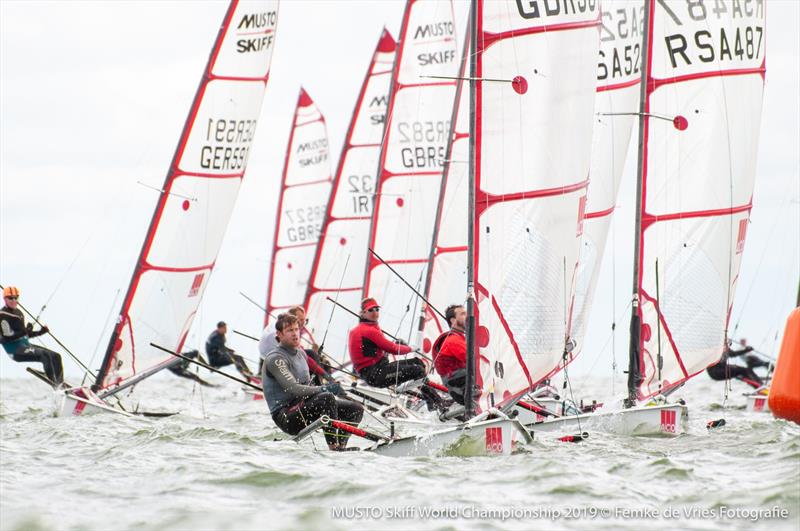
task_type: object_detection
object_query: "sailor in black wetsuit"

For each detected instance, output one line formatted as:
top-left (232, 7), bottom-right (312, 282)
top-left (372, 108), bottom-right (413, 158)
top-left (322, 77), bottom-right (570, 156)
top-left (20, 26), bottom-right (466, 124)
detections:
top-left (707, 340), bottom-right (770, 388)
top-left (205, 321), bottom-right (254, 380)
top-left (0, 286), bottom-right (64, 387)
top-left (167, 349), bottom-right (216, 387)
top-left (262, 313), bottom-right (363, 451)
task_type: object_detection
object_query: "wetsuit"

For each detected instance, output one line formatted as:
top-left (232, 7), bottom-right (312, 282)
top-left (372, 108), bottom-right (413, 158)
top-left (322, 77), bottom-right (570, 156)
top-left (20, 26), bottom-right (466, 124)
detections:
top-left (205, 330), bottom-right (253, 378)
top-left (167, 350), bottom-right (215, 387)
top-left (432, 329), bottom-right (471, 405)
top-left (706, 346), bottom-right (765, 388)
top-left (263, 344), bottom-right (362, 449)
top-left (348, 319), bottom-right (423, 387)
top-left (0, 305), bottom-right (64, 386)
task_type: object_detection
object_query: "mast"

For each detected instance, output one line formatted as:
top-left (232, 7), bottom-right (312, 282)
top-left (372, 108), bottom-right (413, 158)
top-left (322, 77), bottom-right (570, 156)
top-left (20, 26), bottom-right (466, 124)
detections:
top-left (626, 0), bottom-right (652, 408)
top-left (464, 0), bottom-right (478, 418)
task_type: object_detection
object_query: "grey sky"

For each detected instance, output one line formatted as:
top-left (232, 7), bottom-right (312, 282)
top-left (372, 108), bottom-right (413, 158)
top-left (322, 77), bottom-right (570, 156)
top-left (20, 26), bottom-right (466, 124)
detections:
top-left (1, 1), bottom-right (797, 391)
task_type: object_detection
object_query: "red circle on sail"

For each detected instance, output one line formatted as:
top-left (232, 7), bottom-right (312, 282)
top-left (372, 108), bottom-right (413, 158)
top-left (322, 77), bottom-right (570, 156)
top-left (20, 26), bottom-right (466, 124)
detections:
top-left (114, 338), bottom-right (123, 352)
top-left (512, 75), bottom-right (528, 95)
top-left (503, 390), bottom-right (512, 401)
top-left (396, 197), bottom-right (404, 207)
top-left (287, 262), bottom-right (293, 270)
top-left (673, 115), bottom-right (688, 130)
top-left (422, 338), bottom-right (432, 353)
top-left (476, 325), bottom-right (490, 348)
top-left (641, 323), bottom-right (652, 342)
top-left (182, 200), bottom-right (190, 211)
top-left (339, 237), bottom-right (347, 246)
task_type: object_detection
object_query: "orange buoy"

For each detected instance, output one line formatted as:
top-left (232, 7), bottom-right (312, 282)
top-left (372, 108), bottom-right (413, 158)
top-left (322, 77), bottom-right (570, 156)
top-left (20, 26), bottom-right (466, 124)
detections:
top-left (769, 307), bottom-right (800, 424)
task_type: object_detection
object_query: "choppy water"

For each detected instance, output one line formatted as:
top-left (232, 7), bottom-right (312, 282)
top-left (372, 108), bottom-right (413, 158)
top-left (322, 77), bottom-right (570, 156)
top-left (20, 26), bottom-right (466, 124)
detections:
top-left (1, 374), bottom-right (798, 531)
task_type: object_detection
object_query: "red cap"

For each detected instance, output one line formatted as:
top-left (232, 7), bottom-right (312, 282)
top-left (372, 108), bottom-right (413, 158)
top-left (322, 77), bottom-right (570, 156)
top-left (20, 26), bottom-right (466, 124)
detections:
top-left (361, 298), bottom-right (379, 311)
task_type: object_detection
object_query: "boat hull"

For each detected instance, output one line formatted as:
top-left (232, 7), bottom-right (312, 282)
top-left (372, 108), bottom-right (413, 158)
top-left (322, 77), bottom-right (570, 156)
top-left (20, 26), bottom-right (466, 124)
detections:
top-left (526, 403), bottom-right (688, 437)
top-left (54, 389), bottom-right (130, 417)
top-left (745, 392), bottom-right (771, 413)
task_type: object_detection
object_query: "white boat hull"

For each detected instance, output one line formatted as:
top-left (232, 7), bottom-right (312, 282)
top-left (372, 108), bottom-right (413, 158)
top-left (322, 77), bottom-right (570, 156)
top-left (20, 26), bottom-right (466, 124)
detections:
top-left (745, 392), bottom-right (771, 413)
top-left (54, 388), bottom-right (131, 417)
top-left (526, 403), bottom-right (688, 437)
top-left (367, 417), bottom-right (532, 457)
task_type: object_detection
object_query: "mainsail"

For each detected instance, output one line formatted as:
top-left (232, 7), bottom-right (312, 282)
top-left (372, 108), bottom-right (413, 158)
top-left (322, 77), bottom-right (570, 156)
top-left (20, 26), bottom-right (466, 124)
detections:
top-left (264, 88), bottom-right (332, 332)
top-left (303, 29), bottom-right (396, 364)
top-left (470, 1), bottom-right (600, 411)
top-left (362, 0), bottom-right (460, 344)
top-left (628, 0), bottom-right (766, 399)
top-left (95, 0), bottom-right (279, 389)
top-left (569, 0), bottom-right (643, 354)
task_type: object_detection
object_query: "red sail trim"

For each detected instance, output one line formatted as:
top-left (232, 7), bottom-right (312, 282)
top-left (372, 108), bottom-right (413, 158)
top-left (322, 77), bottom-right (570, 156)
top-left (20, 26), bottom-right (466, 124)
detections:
top-left (303, 29), bottom-right (397, 311)
top-left (490, 293), bottom-right (533, 387)
top-left (139, 263), bottom-right (214, 274)
top-left (394, 81), bottom-right (455, 90)
top-left (641, 202), bottom-right (752, 230)
top-left (481, 15), bottom-right (601, 49)
top-left (650, 63), bottom-right (766, 91)
top-left (640, 289), bottom-right (690, 380)
top-left (597, 77), bottom-right (639, 92)
top-left (585, 206), bottom-right (615, 219)
top-left (96, 1), bottom-right (250, 388)
top-left (475, 179), bottom-right (589, 208)
top-left (368, 257), bottom-right (428, 267)
top-left (208, 75), bottom-right (269, 82)
top-left (435, 245), bottom-right (468, 253)
top-left (286, 177), bottom-right (334, 188)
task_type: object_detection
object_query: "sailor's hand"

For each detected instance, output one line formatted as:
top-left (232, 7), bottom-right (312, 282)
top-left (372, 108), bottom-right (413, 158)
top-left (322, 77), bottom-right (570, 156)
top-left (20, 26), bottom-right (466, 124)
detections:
top-left (321, 382), bottom-right (345, 396)
top-left (39, 326), bottom-right (50, 335)
top-left (744, 346), bottom-right (754, 352)
top-left (25, 323), bottom-right (33, 334)
top-left (395, 338), bottom-right (408, 346)
top-left (311, 342), bottom-right (320, 352)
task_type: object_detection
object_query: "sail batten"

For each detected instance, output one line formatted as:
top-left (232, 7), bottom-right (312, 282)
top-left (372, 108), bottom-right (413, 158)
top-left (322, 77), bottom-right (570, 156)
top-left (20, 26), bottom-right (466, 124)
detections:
top-left (95, 0), bottom-right (279, 390)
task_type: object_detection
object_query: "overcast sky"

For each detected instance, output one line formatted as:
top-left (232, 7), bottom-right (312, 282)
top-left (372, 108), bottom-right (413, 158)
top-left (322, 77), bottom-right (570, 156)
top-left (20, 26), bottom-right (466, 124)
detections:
top-left (1, 1), bottom-right (798, 394)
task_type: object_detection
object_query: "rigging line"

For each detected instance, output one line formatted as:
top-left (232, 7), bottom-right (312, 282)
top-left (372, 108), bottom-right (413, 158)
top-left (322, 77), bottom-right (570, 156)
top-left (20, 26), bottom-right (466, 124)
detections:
top-left (407, 269), bottom-right (424, 344)
top-left (239, 291), bottom-right (277, 321)
top-left (560, 257), bottom-right (582, 433)
top-left (136, 180), bottom-right (197, 202)
top-left (368, 248), bottom-right (447, 320)
top-left (82, 288), bottom-right (122, 387)
top-left (319, 254), bottom-right (350, 357)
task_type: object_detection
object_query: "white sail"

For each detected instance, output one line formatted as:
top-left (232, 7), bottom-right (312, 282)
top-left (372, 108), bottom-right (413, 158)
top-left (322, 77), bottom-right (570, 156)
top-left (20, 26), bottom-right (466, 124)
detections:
top-left (418, 37), bottom-right (470, 356)
top-left (264, 88), bottom-right (332, 338)
top-left (96, 0), bottom-right (279, 388)
top-left (472, 0), bottom-right (600, 410)
top-left (362, 0), bottom-right (460, 344)
top-left (570, 0), bottom-right (643, 354)
top-left (633, 0), bottom-right (766, 398)
top-left (303, 30), bottom-right (396, 364)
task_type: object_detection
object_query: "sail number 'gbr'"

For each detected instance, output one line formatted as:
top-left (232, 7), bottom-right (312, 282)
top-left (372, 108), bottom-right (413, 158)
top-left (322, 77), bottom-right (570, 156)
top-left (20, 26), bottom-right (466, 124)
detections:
top-left (201, 118), bottom-right (257, 170)
top-left (396, 120), bottom-right (450, 169)
top-left (658, 0), bottom-right (765, 69)
top-left (285, 205), bottom-right (326, 243)
top-left (516, 0), bottom-right (597, 18)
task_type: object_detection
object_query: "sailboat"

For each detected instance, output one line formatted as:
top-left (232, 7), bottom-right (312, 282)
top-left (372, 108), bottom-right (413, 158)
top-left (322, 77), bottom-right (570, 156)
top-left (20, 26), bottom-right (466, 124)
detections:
top-left (303, 29), bottom-right (397, 367)
top-left (355, 0), bottom-right (602, 455)
top-left (56, 0), bottom-right (280, 416)
top-left (527, 0), bottom-right (767, 436)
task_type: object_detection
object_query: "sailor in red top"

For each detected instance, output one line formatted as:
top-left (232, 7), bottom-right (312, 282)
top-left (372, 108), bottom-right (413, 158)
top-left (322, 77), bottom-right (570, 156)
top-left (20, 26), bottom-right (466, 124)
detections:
top-left (348, 297), bottom-right (427, 388)
top-left (432, 304), bottom-right (474, 405)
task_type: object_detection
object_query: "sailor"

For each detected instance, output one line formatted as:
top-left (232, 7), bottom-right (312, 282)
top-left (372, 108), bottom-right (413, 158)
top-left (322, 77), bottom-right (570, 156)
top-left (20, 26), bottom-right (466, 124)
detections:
top-left (167, 349), bottom-right (216, 387)
top-left (259, 306), bottom-right (328, 384)
top-left (0, 286), bottom-right (64, 387)
top-left (206, 321), bottom-right (255, 380)
top-left (706, 339), bottom-right (769, 388)
top-left (263, 313), bottom-right (363, 451)
top-left (348, 297), bottom-right (423, 386)
top-left (432, 304), bottom-right (473, 405)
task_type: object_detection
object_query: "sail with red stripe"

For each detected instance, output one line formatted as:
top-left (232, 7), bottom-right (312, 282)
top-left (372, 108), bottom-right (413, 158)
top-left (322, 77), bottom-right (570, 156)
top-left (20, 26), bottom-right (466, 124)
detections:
top-left (418, 36), bottom-right (470, 358)
top-left (362, 0), bottom-right (460, 344)
top-left (302, 30), bottom-right (396, 364)
top-left (569, 0), bottom-right (643, 355)
top-left (264, 88), bottom-right (332, 334)
top-left (471, 0), bottom-right (600, 410)
top-left (95, 0), bottom-right (279, 389)
top-left (630, 0), bottom-right (766, 399)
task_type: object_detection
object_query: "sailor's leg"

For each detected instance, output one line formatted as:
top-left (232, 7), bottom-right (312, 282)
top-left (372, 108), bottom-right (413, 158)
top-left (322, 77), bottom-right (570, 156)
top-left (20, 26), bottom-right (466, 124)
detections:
top-left (297, 392), bottom-right (340, 448)
top-left (231, 354), bottom-right (253, 378)
top-left (12, 345), bottom-right (63, 385)
top-left (332, 397), bottom-right (364, 447)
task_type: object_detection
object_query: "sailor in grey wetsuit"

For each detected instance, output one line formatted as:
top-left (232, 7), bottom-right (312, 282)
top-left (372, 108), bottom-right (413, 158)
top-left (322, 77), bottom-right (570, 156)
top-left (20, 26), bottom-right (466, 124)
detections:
top-left (262, 313), bottom-right (363, 451)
